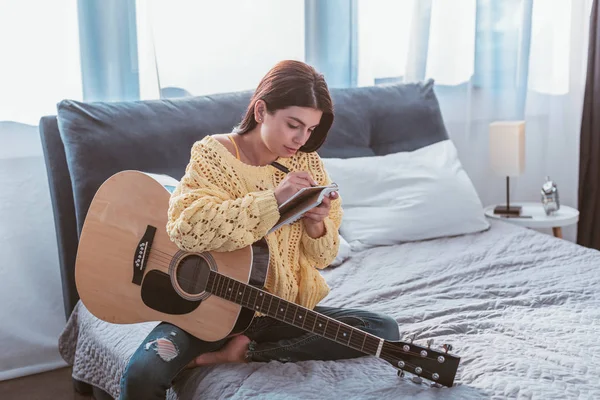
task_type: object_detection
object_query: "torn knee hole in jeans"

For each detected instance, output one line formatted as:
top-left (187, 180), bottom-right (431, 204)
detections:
top-left (244, 340), bottom-right (257, 361)
top-left (145, 334), bottom-right (179, 362)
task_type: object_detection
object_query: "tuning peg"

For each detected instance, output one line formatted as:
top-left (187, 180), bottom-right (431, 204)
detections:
top-left (427, 339), bottom-right (434, 348)
top-left (442, 343), bottom-right (453, 353)
top-left (397, 370), bottom-right (404, 377)
top-left (407, 333), bottom-right (416, 343)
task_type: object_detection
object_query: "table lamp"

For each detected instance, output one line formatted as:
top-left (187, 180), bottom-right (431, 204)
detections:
top-left (489, 121), bottom-right (525, 216)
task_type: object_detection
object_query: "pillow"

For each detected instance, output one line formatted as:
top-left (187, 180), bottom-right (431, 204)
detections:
top-left (322, 139), bottom-right (489, 251)
top-left (145, 172), bottom-right (179, 193)
top-left (330, 234), bottom-right (352, 267)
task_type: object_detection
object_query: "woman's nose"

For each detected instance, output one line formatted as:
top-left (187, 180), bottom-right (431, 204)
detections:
top-left (294, 129), bottom-right (311, 145)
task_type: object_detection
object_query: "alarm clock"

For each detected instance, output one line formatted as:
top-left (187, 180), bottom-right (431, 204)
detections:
top-left (541, 176), bottom-right (560, 215)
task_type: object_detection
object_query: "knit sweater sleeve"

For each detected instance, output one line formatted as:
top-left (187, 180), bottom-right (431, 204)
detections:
top-left (300, 152), bottom-right (343, 269)
top-left (166, 141), bottom-right (280, 253)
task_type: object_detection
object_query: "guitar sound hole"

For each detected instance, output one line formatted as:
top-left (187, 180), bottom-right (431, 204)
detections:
top-left (175, 255), bottom-right (211, 296)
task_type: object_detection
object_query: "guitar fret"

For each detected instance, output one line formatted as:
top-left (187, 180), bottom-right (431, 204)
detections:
top-left (259, 290), bottom-right (266, 311)
top-left (324, 319), bottom-right (337, 340)
top-left (236, 283), bottom-right (246, 305)
top-left (349, 330), bottom-right (366, 352)
top-left (300, 308), bottom-right (308, 328)
top-left (250, 287), bottom-right (258, 311)
top-left (363, 335), bottom-right (379, 355)
top-left (226, 279), bottom-right (234, 301)
top-left (215, 274), bottom-right (223, 297)
top-left (288, 304), bottom-right (297, 323)
top-left (221, 276), bottom-right (229, 300)
top-left (363, 336), bottom-right (374, 354)
top-left (221, 275), bottom-right (228, 298)
top-left (335, 324), bottom-right (352, 346)
top-left (284, 302), bottom-right (291, 322)
top-left (316, 315), bottom-right (327, 335)
top-left (267, 295), bottom-right (273, 315)
top-left (310, 312), bottom-right (318, 332)
top-left (232, 280), bottom-right (238, 302)
top-left (211, 273), bottom-right (218, 295)
top-left (229, 279), bottom-right (237, 301)
top-left (292, 304), bottom-right (298, 322)
top-left (302, 310), bottom-right (315, 331)
top-left (219, 275), bottom-right (227, 299)
top-left (241, 283), bottom-right (248, 307)
top-left (245, 286), bottom-right (251, 308)
top-left (245, 287), bottom-right (254, 309)
top-left (329, 321), bottom-right (340, 340)
top-left (361, 333), bottom-right (367, 352)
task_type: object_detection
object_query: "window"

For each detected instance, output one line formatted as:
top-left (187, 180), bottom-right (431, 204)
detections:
top-left (0, 0), bottom-right (81, 124)
top-left (136, 0), bottom-right (305, 99)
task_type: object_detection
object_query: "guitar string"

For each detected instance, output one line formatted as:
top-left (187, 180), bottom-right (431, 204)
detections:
top-left (132, 250), bottom-right (449, 378)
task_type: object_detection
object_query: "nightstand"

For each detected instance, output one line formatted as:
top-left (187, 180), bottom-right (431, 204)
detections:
top-left (484, 202), bottom-right (579, 238)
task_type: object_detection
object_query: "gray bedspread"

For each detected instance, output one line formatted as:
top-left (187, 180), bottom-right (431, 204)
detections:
top-left (59, 220), bottom-right (600, 399)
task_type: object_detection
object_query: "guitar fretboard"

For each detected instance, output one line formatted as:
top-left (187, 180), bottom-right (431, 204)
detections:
top-left (207, 271), bottom-right (382, 356)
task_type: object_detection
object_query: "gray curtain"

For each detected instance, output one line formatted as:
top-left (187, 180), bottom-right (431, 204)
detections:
top-left (578, 0), bottom-right (600, 249)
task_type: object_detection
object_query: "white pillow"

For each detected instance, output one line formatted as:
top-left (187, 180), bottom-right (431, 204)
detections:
top-left (322, 139), bottom-right (489, 251)
top-left (331, 234), bottom-right (351, 266)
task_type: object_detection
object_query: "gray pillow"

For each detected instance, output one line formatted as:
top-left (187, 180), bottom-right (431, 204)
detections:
top-left (56, 80), bottom-right (448, 233)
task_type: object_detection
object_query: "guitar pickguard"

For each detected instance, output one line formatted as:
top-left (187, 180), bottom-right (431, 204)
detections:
top-left (141, 270), bottom-right (201, 315)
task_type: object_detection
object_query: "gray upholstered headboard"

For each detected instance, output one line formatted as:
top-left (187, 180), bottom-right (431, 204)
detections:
top-left (39, 80), bottom-right (448, 319)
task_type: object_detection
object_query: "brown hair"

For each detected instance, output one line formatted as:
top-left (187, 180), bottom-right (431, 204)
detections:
top-left (233, 60), bottom-right (334, 153)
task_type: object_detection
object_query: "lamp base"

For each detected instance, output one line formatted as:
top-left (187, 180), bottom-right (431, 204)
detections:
top-left (493, 205), bottom-right (522, 216)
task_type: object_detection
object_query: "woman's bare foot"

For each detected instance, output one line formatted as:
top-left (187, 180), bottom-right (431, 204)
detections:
top-left (186, 335), bottom-right (251, 368)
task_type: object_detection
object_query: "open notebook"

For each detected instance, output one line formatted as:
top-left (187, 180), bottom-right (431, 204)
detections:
top-left (268, 183), bottom-right (339, 234)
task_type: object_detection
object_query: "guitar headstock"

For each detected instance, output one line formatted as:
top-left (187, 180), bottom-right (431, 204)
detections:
top-left (380, 336), bottom-right (460, 388)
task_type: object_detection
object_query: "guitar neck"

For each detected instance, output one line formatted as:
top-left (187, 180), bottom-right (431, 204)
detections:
top-left (207, 270), bottom-right (384, 357)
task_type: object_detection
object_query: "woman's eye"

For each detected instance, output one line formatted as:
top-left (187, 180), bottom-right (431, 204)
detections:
top-left (287, 123), bottom-right (299, 129)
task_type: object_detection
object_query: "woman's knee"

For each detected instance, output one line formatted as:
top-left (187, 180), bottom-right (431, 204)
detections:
top-left (367, 313), bottom-right (400, 341)
top-left (381, 314), bottom-right (400, 340)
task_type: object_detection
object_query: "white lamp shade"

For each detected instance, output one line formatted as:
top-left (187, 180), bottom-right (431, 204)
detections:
top-left (489, 121), bottom-right (525, 177)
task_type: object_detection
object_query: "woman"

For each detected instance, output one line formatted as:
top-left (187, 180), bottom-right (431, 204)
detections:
top-left (119, 60), bottom-right (399, 399)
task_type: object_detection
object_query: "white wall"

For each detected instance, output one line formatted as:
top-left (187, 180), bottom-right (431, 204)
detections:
top-left (0, 122), bottom-right (67, 380)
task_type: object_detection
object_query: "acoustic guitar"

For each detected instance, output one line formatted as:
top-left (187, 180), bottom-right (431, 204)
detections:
top-left (74, 170), bottom-right (460, 388)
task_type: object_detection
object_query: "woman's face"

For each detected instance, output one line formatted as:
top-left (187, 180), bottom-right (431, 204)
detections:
top-left (258, 104), bottom-right (323, 158)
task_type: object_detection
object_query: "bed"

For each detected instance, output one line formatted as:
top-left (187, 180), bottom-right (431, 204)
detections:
top-left (40, 80), bottom-right (599, 399)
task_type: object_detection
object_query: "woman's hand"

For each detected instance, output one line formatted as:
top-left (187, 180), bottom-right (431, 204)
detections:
top-left (274, 171), bottom-right (317, 206)
top-left (302, 191), bottom-right (339, 238)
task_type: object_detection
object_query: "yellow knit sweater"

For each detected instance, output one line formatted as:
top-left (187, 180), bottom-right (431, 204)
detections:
top-left (166, 135), bottom-right (342, 310)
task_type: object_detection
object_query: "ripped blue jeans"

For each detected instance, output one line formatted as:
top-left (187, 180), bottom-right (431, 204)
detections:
top-left (118, 305), bottom-right (400, 400)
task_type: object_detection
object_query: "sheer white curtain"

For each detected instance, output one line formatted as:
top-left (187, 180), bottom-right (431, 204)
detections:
top-left (0, 0), bottom-right (81, 380)
top-left (136, 0), bottom-right (305, 99)
top-left (358, 0), bottom-right (593, 242)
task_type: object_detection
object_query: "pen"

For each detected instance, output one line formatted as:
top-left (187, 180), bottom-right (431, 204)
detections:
top-left (271, 161), bottom-right (319, 187)
top-left (270, 161), bottom-right (290, 174)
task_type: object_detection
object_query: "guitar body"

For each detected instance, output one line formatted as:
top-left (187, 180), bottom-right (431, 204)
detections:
top-left (75, 170), bottom-right (268, 342)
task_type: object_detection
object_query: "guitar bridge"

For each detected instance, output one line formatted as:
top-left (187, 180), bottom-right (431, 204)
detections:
top-left (132, 225), bottom-right (156, 285)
